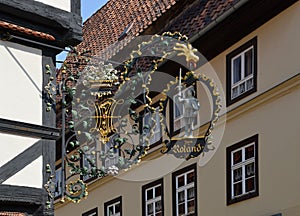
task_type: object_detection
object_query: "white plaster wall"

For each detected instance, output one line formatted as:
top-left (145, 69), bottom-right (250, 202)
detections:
top-left (0, 133), bottom-right (39, 166)
top-left (0, 41), bottom-right (42, 125)
top-left (34, 0), bottom-right (71, 12)
top-left (3, 156), bottom-right (43, 188)
top-left (0, 133), bottom-right (42, 188)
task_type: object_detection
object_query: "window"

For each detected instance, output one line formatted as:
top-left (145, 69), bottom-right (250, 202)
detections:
top-left (172, 164), bottom-right (197, 216)
top-left (82, 143), bottom-right (97, 182)
top-left (102, 136), bottom-right (119, 168)
top-left (142, 179), bottom-right (164, 216)
top-left (54, 165), bottom-right (62, 198)
top-left (142, 106), bottom-right (162, 146)
top-left (104, 196), bottom-right (122, 216)
top-left (226, 37), bottom-right (257, 105)
top-left (226, 134), bottom-right (259, 205)
top-left (82, 207), bottom-right (98, 216)
top-left (172, 85), bottom-right (199, 133)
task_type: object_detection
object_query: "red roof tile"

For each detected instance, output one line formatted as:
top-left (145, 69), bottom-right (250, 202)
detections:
top-left (76, 0), bottom-right (240, 58)
top-left (164, 0), bottom-right (239, 38)
top-left (78, 0), bottom-right (179, 56)
top-left (0, 20), bottom-right (55, 41)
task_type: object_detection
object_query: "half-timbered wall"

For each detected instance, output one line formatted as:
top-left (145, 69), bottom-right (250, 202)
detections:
top-left (0, 41), bottom-right (42, 125)
top-left (34, 0), bottom-right (71, 12)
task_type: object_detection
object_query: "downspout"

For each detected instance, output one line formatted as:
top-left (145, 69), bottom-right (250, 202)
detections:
top-left (189, 0), bottom-right (251, 43)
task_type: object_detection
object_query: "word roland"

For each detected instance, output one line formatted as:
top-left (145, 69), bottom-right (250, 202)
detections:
top-left (172, 143), bottom-right (204, 154)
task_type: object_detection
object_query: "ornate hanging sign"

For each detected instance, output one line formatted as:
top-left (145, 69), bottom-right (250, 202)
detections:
top-left (122, 33), bottom-right (221, 160)
top-left (43, 32), bottom-right (222, 205)
top-left (159, 72), bottom-right (220, 160)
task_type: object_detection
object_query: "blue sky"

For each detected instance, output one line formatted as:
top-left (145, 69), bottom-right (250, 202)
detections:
top-left (81, 0), bottom-right (108, 22)
top-left (57, 0), bottom-right (108, 64)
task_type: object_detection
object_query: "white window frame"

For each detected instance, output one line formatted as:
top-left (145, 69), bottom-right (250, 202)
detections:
top-left (82, 207), bottom-right (98, 216)
top-left (142, 106), bottom-right (162, 145)
top-left (106, 200), bottom-right (121, 216)
top-left (230, 142), bottom-right (256, 199)
top-left (173, 86), bottom-right (200, 132)
top-left (145, 184), bottom-right (163, 216)
top-left (175, 169), bottom-right (196, 216)
top-left (231, 46), bottom-right (255, 100)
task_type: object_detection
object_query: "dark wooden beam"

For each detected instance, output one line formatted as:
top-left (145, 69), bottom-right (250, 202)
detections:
top-left (0, 118), bottom-right (60, 140)
top-left (0, 141), bottom-right (42, 183)
top-left (0, 185), bottom-right (43, 205)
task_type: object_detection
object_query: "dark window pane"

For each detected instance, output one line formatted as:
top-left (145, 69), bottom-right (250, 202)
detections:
top-left (246, 78), bottom-right (254, 91)
top-left (178, 203), bottom-right (185, 215)
top-left (245, 162), bottom-right (255, 178)
top-left (108, 206), bottom-right (114, 215)
top-left (234, 182), bottom-right (243, 197)
top-left (233, 167), bottom-right (242, 182)
top-left (245, 145), bottom-right (255, 160)
top-left (187, 200), bottom-right (195, 213)
top-left (233, 150), bottom-right (242, 164)
top-left (155, 200), bottom-right (162, 212)
top-left (147, 203), bottom-right (153, 214)
top-left (246, 177), bottom-right (255, 192)
top-left (233, 56), bottom-right (241, 84)
top-left (177, 176), bottom-right (185, 187)
top-left (155, 186), bottom-right (161, 197)
top-left (178, 191), bottom-right (185, 203)
top-left (187, 188), bottom-right (194, 199)
top-left (245, 49), bottom-right (253, 77)
top-left (147, 189), bottom-right (153, 200)
top-left (156, 213), bottom-right (162, 216)
top-left (115, 203), bottom-right (120, 213)
top-left (187, 172), bottom-right (194, 184)
top-left (240, 82), bottom-right (245, 94)
top-left (232, 86), bottom-right (239, 99)
top-left (174, 95), bottom-right (183, 118)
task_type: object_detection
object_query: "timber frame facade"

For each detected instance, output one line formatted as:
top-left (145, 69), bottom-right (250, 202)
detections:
top-left (0, 0), bottom-right (82, 215)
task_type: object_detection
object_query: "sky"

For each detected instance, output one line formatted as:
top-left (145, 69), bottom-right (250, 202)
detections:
top-left (56, 0), bottom-right (108, 64)
top-left (81, 0), bottom-right (108, 22)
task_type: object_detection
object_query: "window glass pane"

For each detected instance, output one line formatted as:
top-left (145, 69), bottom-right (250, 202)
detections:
top-left (155, 186), bottom-right (161, 197)
top-left (55, 168), bottom-right (62, 197)
top-left (178, 191), bottom-right (185, 203)
top-left (246, 78), bottom-right (254, 91)
top-left (233, 167), bottom-right (242, 182)
top-left (246, 177), bottom-right (255, 192)
top-left (245, 145), bottom-right (254, 160)
top-left (154, 107), bottom-right (160, 133)
top-left (233, 182), bottom-right (243, 197)
top-left (232, 86), bottom-right (239, 99)
top-left (240, 82), bottom-right (245, 94)
top-left (177, 175), bottom-right (185, 188)
top-left (108, 206), bottom-right (114, 215)
top-left (187, 188), bottom-right (194, 199)
top-left (244, 49), bottom-right (253, 77)
top-left (233, 56), bottom-right (241, 84)
top-left (147, 188), bottom-right (154, 200)
top-left (115, 203), bottom-right (120, 213)
top-left (187, 172), bottom-right (194, 184)
top-left (187, 200), bottom-right (195, 213)
top-left (156, 213), bottom-right (162, 216)
top-left (245, 162), bottom-right (255, 178)
top-left (233, 150), bottom-right (242, 164)
top-left (174, 95), bottom-right (182, 118)
top-left (155, 200), bottom-right (162, 212)
top-left (147, 203), bottom-right (153, 214)
top-left (178, 203), bottom-right (185, 215)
